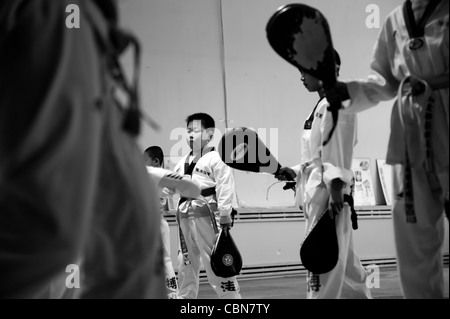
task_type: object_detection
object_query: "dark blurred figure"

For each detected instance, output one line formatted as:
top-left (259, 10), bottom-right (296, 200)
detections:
top-left (0, 0), bottom-right (165, 298)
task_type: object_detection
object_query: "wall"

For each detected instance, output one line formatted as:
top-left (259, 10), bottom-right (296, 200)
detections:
top-left (118, 0), bottom-right (404, 208)
top-left (118, 0), bottom-right (228, 160)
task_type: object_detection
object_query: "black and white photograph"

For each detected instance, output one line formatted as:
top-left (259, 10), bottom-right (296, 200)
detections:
top-left (0, 0), bottom-right (448, 312)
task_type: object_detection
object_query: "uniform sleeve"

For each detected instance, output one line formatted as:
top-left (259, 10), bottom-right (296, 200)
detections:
top-left (167, 155), bottom-right (187, 196)
top-left (343, 14), bottom-right (399, 113)
top-left (322, 165), bottom-right (354, 190)
top-left (211, 153), bottom-right (235, 224)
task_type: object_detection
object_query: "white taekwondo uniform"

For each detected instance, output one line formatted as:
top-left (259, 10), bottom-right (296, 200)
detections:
top-left (292, 98), bottom-right (372, 299)
top-left (343, 0), bottom-right (448, 298)
top-left (173, 149), bottom-right (241, 299)
top-left (147, 166), bottom-right (183, 299)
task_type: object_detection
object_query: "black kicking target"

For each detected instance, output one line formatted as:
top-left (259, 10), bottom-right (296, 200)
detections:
top-left (211, 227), bottom-right (243, 278)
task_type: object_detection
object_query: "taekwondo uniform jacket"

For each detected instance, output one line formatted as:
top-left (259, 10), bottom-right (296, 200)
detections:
top-left (173, 149), bottom-right (235, 225)
top-left (343, 0), bottom-right (448, 175)
top-left (292, 97), bottom-right (357, 216)
top-left (172, 148), bottom-right (241, 299)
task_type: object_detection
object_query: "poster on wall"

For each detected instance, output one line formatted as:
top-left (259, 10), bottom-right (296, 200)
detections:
top-left (376, 159), bottom-right (393, 206)
top-left (351, 158), bottom-right (376, 206)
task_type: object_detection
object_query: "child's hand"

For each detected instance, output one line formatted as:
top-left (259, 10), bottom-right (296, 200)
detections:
top-left (275, 167), bottom-right (296, 181)
top-left (220, 223), bottom-right (232, 230)
top-left (329, 178), bottom-right (344, 217)
top-left (220, 215), bottom-right (232, 229)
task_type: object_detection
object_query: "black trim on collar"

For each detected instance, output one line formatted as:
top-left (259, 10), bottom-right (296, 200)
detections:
top-left (403, 0), bottom-right (442, 50)
top-left (304, 97), bottom-right (325, 130)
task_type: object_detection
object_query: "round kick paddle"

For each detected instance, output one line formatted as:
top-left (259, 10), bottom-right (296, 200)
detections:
top-left (217, 127), bottom-right (295, 190)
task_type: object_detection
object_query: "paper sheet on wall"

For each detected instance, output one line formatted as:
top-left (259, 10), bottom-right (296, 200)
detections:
top-left (351, 158), bottom-right (376, 206)
top-left (376, 159), bottom-right (393, 206)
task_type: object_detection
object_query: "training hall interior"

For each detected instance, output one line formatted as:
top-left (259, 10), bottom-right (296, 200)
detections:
top-left (2, 0), bottom-right (447, 300)
top-left (115, 0), bottom-right (449, 298)
top-left (117, 0), bottom-right (449, 298)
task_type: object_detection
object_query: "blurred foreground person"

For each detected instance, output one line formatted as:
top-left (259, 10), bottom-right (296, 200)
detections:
top-left (0, 0), bottom-right (165, 298)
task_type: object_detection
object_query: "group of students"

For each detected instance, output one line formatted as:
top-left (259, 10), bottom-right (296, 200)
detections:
top-left (0, 0), bottom-right (447, 299)
top-left (276, 0), bottom-right (448, 299)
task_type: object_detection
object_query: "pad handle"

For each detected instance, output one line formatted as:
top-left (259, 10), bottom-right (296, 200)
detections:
top-left (275, 164), bottom-right (296, 191)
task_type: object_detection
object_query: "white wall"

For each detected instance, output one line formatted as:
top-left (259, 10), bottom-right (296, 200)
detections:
top-left (118, 0), bottom-right (403, 208)
top-left (118, 0), bottom-right (228, 159)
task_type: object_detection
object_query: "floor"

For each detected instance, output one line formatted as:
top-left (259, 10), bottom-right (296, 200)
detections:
top-left (197, 265), bottom-right (449, 299)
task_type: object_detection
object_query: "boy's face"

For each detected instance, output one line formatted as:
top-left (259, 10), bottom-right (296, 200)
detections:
top-left (186, 120), bottom-right (213, 152)
top-left (300, 70), bottom-right (322, 92)
top-left (144, 153), bottom-right (160, 167)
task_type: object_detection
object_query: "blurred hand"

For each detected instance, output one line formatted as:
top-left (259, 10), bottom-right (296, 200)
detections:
top-left (220, 214), bottom-right (232, 229)
top-left (220, 223), bottom-right (232, 230)
top-left (329, 178), bottom-right (345, 218)
top-left (275, 167), bottom-right (296, 181)
top-left (162, 187), bottom-right (176, 196)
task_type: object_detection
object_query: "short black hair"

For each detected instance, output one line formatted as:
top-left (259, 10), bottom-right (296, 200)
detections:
top-left (144, 146), bottom-right (164, 165)
top-left (186, 113), bottom-right (215, 129)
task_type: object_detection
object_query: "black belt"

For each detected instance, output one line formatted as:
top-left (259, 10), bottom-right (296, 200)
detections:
top-left (343, 194), bottom-right (358, 230)
top-left (201, 187), bottom-right (216, 197)
top-left (179, 186), bottom-right (216, 205)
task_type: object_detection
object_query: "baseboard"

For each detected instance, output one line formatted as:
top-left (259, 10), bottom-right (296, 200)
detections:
top-left (191, 254), bottom-right (449, 284)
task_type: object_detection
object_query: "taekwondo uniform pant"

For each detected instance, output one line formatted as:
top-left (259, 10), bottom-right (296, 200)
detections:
top-left (387, 76), bottom-right (448, 299)
top-left (161, 216), bottom-right (178, 298)
top-left (391, 165), bottom-right (448, 299)
top-left (302, 173), bottom-right (371, 299)
top-left (0, 0), bottom-right (165, 298)
top-left (176, 200), bottom-right (241, 299)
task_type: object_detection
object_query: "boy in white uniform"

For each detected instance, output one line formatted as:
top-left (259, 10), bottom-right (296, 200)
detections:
top-left (144, 146), bottom-right (180, 299)
top-left (329, 0), bottom-right (448, 299)
top-left (277, 52), bottom-right (372, 299)
top-left (174, 113), bottom-right (241, 299)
